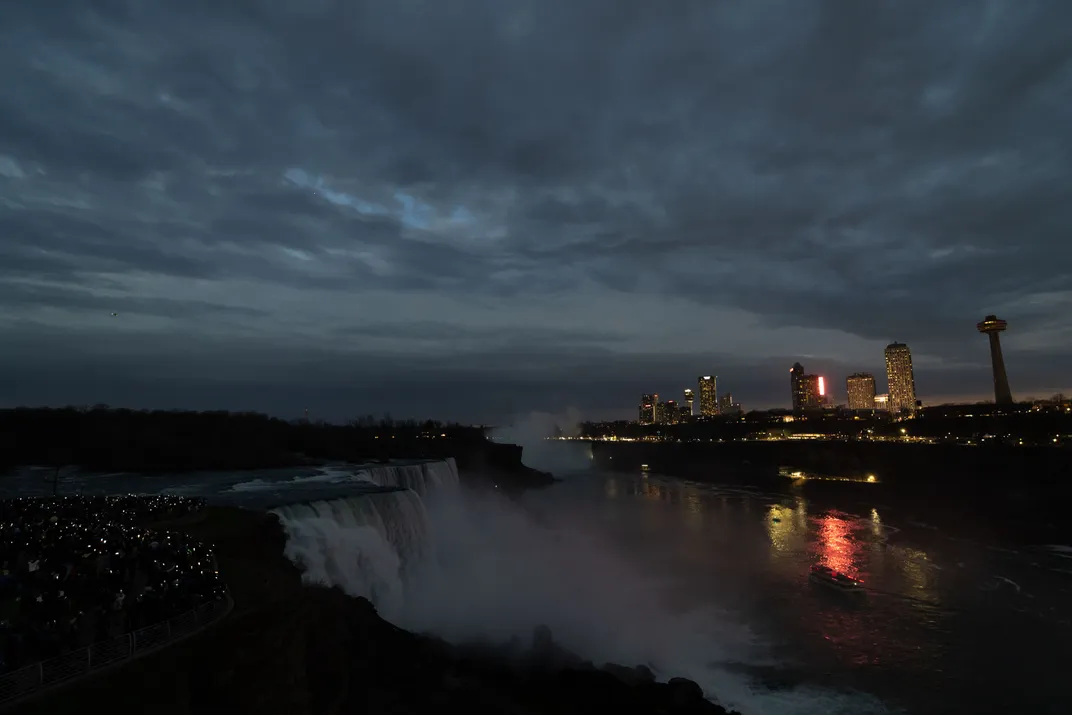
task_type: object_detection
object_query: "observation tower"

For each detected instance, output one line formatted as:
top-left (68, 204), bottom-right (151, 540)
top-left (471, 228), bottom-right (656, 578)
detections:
top-left (977, 315), bottom-right (1013, 405)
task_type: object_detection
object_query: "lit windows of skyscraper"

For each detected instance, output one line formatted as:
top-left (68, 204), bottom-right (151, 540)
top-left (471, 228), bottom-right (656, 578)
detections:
top-left (884, 343), bottom-right (917, 414)
top-left (698, 376), bottom-right (718, 416)
top-left (683, 388), bottom-right (695, 416)
top-left (653, 400), bottom-right (674, 424)
top-left (638, 393), bottom-right (657, 424)
top-left (802, 374), bottom-right (823, 409)
top-left (846, 373), bottom-right (877, 410)
top-left (790, 363), bottom-right (806, 411)
top-left (659, 399), bottom-right (679, 424)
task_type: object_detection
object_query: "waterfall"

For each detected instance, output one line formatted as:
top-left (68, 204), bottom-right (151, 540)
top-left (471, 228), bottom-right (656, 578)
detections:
top-left (270, 458), bottom-right (458, 616)
top-left (269, 458), bottom-right (892, 715)
top-left (272, 488), bottom-right (432, 612)
top-left (358, 457), bottom-right (460, 494)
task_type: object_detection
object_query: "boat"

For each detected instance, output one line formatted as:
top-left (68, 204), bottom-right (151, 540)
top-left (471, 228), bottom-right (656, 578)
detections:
top-left (808, 564), bottom-right (864, 593)
top-left (778, 466), bottom-right (879, 484)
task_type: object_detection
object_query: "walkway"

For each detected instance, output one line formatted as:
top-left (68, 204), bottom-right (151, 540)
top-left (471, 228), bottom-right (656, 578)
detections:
top-left (0, 561), bottom-right (233, 710)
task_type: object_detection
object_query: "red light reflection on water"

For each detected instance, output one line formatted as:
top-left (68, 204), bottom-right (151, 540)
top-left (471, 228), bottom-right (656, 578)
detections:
top-left (816, 513), bottom-right (860, 578)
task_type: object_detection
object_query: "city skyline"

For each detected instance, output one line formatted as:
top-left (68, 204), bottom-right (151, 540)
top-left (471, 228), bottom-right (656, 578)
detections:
top-left (622, 318), bottom-right (1053, 420)
top-left (2, 3), bottom-right (1070, 424)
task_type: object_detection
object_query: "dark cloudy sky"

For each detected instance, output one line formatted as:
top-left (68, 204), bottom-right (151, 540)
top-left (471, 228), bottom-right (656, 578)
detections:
top-left (2, 1), bottom-right (1070, 423)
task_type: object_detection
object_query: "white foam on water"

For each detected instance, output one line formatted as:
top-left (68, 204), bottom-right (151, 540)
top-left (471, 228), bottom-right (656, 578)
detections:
top-left (231, 459), bottom-right (460, 495)
top-left (227, 478), bottom-right (277, 493)
top-left (994, 576), bottom-right (1022, 593)
top-left (155, 483), bottom-right (208, 496)
top-left (227, 466), bottom-right (360, 493)
top-left (272, 459), bottom-right (891, 715)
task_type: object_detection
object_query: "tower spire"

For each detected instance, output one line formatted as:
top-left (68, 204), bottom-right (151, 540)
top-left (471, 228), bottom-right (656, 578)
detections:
top-left (977, 315), bottom-right (1013, 405)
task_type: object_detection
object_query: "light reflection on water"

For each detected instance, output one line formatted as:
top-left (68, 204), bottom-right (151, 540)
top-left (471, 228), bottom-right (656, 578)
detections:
top-left (604, 477), bottom-right (618, 499)
top-left (570, 472), bottom-right (1072, 715)
top-left (816, 513), bottom-right (857, 577)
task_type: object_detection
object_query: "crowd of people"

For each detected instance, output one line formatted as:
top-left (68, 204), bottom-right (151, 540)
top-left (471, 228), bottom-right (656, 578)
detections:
top-left (0, 495), bottom-right (227, 674)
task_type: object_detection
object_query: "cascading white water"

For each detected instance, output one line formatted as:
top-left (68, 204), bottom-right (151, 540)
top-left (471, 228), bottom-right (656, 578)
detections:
top-left (270, 458), bottom-right (889, 715)
top-left (358, 458), bottom-right (460, 494)
top-left (272, 488), bottom-right (432, 609)
top-left (271, 459), bottom-right (756, 691)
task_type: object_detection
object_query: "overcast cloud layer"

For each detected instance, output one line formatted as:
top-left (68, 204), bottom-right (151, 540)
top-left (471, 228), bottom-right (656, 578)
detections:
top-left (2, 0), bottom-right (1070, 422)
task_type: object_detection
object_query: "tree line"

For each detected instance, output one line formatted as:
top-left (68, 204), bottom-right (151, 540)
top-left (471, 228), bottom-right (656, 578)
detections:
top-left (0, 406), bottom-right (489, 474)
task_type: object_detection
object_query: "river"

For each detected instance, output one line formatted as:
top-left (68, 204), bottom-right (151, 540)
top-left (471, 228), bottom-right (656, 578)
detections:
top-left (522, 468), bottom-right (1072, 714)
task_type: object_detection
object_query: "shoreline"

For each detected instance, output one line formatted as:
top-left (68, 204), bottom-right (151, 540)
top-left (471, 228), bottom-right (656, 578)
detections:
top-left (8, 504), bottom-right (735, 715)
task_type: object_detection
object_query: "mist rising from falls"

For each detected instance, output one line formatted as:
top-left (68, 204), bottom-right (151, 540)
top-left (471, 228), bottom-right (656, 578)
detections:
top-left (271, 460), bottom-right (459, 604)
top-left (490, 410), bottom-right (593, 475)
top-left (273, 489), bottom-right (429, 606)
top-left (271, 459), bottom-right (887, 715)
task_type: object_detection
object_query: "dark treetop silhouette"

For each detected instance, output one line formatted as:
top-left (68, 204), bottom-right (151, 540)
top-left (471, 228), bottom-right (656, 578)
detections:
top-left (0, 407), bottom-right (553, 489)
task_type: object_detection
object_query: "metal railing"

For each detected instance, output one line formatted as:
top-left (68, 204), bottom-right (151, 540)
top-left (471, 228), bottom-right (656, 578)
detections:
top-left (0, 587), bottom-right (232, 707)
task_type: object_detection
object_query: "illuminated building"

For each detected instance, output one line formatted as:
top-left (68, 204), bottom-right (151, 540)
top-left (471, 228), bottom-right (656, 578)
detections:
top-left (655, 399), bottom-right (679, 424)
top-left (698, 376), bottom-right (718, 416)
top-left (977, 315), bottom-right (1014, 405)
top-left (884, 343), bottom-right (917, 414)
top-left (790, 363), bottom-right (806, 410)
top-left (720, 393), bottom-right (742, 415)
top-left (874, 393), bottom-right (889, 410)
top-left (683, 388), bottom-right (695, 416)
top-left (678, 404), bottom-right (692, 422)
top-left (846, 373), bottom-right (877, 410)
top-left (798, 373), bottom-right (824, 409)
top-left (638, 394), bottom-right (657, 425)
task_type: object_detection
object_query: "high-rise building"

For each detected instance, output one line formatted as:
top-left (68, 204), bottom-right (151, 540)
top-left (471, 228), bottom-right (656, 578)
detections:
top-left (790, 363), bottom-right (806, 410)
top-left (802, 374), bottom-right (824, 409)
top-left (638, 393), bottom-right (657, 424)
top-left (846, 373), bottom-right (877, 410)
top-left (884, 343), bottom-right (917, 414)
top-left (683, 388), bottom-right (695, 416)
top-left (678, 404), bottom-right (692, 422)
top-left (874, 393), bottom-right (889, 410)
top-left (977, 315), bottom-right (1014, 405)
top-left (698, 376), bottom-right (718, 416)
top-left (719, 393), bottom-right (742, 415)
top-left (661, 400), bottom-right (679, 424)
top-left (654, 400), bottom-right (678, 424)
